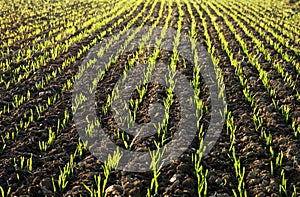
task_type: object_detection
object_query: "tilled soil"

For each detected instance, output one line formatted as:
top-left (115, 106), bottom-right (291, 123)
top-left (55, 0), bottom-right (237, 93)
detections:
top-left (0, 0), bottom-right (299, 196)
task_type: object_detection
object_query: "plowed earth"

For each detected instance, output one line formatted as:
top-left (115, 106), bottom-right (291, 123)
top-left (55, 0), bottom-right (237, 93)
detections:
top-left (0, 0), bottom-right (299, 196)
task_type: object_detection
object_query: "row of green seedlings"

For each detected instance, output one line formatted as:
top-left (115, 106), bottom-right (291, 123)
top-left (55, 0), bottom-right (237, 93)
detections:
top-left (152, 0), bottom-right (175, 143)
top-left (174, 1), bottom-right (225, 195)
top-left (278, 168), bottom-right (297, 197)
top-left (51, 138), bottom-right (89, 193)
top-left (145, 0), bottom-right (188, 193)
top-left (122, 25), bottom-right (168, 142)
top-left (0, 0), bottom-right (143, 146)
top-left (146, 0), bottom-right (182, 194)
top-left (226, 112), bottom-right (247, 197)
top-left (146, 31), bottom-right (178, 197)
top-left (208, 1), bottom-right (299, 136)
top-left (0, 1), bottom-right (101, 59)
top-left (195, 6), bottom-right (226, 102)
top-left (216, 0), bottom-right (299, 97)
top-left (38, 108), bottom-right (69, 152)
top-left (192, 2), bottom-right (247, 195)
top-left (193, 2), bottom-right (249, 188)
top-left (0, 0), bottom-right (133, 89)
top-left (13, 154), bottom-right (33, 178)
top-left (202, 2), bottom-right (298, 196)
top-left (201, 0), bottom-right (258, 147)
top-left (237, 0), bottom-right (300, 40)
top-left (198, 3), bottom-right (258, 196)
top-left (183, 3), bottom-right (208, 194)
top-left (186, 2), bottom-right (208, 197)
top-left (187, 0), bottom-right (230, 194)
top-left (221, 0), bottom-right (300, 74)
top-left (82, 148), bottom-right (122, 197)
top-left (188, 0), bottom-right (227, 106)
top-left (191, 127), bottom-right (208, 196)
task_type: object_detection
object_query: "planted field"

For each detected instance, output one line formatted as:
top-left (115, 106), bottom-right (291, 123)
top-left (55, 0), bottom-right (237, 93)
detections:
top-left (0, 0), bottom-right (299, 196)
